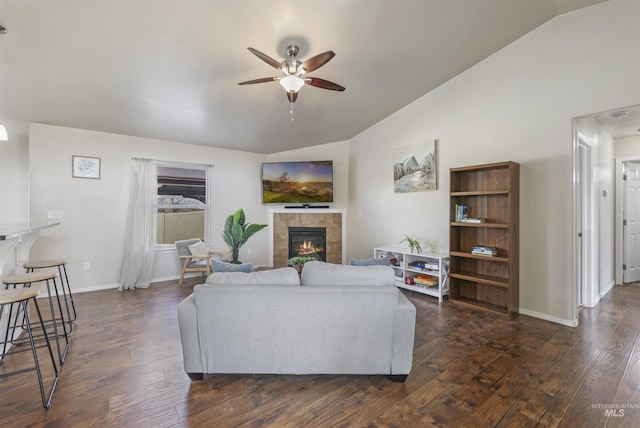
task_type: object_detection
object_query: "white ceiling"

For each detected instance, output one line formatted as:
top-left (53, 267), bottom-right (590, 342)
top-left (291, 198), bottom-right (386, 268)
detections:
top-left (590, 105), bottom-right (640, 140)
top-left (0, 0), bottom-right (610, 154)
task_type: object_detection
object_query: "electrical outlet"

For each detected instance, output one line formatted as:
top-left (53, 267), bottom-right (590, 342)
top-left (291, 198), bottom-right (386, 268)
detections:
top-left (83, 262), bottom-right (90, 270)
top-left (246, 247), bottom-right (252, 255)
top-left (48, 210), bottom-right (64, 219)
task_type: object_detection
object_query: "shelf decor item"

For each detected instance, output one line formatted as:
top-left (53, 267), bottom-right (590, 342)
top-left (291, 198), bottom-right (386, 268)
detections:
top-left (449, 161), bottom-right (519, 317)
top-left (400, 235), bottom-right (422, 253)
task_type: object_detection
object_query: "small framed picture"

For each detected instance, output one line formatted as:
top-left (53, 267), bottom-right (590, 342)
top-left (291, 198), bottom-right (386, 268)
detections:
top-left (72, 155), bottom-right (101, 179)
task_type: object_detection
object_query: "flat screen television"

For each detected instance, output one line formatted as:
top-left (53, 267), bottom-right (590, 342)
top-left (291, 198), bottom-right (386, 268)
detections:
top-left (262, 160), bottom-right (334, 204)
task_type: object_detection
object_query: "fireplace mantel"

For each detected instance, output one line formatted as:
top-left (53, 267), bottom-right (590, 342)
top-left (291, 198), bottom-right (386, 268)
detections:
top-left (269, 208), bottom-right (347, 267)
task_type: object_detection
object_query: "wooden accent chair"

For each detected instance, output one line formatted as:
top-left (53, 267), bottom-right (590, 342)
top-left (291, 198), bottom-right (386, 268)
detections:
top-left (175, 239), bottom-right (211, 286)
top-left (175, 239), bottom-right (231, 286)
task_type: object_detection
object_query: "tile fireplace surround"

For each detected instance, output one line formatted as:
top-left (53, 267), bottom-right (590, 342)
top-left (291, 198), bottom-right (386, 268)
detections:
top-left (269, 208), bottom-right (347, 267)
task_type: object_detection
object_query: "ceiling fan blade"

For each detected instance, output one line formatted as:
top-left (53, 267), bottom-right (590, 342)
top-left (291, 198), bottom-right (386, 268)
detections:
top-left (238, 77), bottom-right (278, 85)
top-left (302, 51), bottom-right (335, 73)
top-left (287, 91), bottom-right (298, 103)
top-left (247, 47), bottom-right (281, 69)
top-left (305, 77), bottom-right (345, 91)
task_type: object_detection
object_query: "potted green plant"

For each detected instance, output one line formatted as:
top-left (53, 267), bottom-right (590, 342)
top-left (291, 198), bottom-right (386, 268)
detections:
top-left (222, 208), bottom-right (267, 263)
top-left (288, 256), bottom-right (317, 273)
top-left (400, 235), bottom-right (422, 253)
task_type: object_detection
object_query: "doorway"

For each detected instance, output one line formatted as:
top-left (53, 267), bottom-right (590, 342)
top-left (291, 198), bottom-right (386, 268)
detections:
top-left (575, 133), bottom-right (595, 309)
top-left (573, 104), bottom-right (640, 324)
top-left (621, 161), bottom-right (640, 283)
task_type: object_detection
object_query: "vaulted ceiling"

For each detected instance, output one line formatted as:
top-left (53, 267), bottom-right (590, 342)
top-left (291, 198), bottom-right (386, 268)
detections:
top-left (0, 0), bottom-right (608, 154)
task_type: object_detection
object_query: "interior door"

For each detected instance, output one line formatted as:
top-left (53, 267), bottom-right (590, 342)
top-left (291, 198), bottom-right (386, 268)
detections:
top-left (624, 162), bottom-right (640, 283)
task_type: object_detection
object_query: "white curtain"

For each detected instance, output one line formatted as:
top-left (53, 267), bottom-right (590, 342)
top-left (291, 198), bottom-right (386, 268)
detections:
top-left (119, 158), bottom-right (157, 290)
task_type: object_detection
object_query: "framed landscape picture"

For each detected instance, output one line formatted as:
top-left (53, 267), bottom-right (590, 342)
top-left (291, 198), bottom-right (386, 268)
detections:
top-left (393, 139), bottom-right (438, 193)
top-left (72, 155), bottom-right (101, 179)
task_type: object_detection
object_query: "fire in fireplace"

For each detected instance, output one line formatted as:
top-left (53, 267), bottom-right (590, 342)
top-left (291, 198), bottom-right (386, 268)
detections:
top-left (288, 227), bottom-right (326, 262)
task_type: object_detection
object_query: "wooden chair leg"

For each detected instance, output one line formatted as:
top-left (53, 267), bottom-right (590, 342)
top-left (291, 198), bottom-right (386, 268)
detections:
top-left (179, 259), bottom-right (190, 287)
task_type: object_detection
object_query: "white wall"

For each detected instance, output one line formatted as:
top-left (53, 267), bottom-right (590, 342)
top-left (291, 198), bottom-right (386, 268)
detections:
top-left (347, 0), bottom-right (640, 325)
top-left (615, 135), bottom-right (640, 158)
top-left (28, 124), bottom-right (268, 290)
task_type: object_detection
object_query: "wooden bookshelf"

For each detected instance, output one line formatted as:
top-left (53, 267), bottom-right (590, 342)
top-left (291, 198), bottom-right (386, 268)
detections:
top-left (449, 161), bottom-right (519, 318)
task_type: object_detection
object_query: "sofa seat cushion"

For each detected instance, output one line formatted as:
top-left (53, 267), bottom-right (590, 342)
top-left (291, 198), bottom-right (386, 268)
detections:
top-left (205, 267), bottom-right (300, 286)
top-left (301, 261), bottom-right (395, 286)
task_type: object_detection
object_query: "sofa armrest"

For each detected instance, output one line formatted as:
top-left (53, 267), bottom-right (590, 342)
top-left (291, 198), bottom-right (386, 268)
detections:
top-left (391, 292), bottom-right (416, 375)
top-left (177, 294), bottom-right (203, 376)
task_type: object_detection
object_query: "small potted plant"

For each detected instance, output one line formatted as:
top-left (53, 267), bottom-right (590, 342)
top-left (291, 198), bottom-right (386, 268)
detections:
top-left (288, 256), bottom-right (317, 273)
top-left (400, 235), bottom-right (422, 253)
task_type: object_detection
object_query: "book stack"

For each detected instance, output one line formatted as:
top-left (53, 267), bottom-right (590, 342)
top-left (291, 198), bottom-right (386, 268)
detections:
top-left (471, 246), bottom-right (497, 256)
top-left (461, 218), bottom-right (486, 223)
top-left (454, 204), bottom-right (469, 222)
top-left (413, 275), bottom-right (438, 288)
top-left (408, 261), bottom-right (439, 272)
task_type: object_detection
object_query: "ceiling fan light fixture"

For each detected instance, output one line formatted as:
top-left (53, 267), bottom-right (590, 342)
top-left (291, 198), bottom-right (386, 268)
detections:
top-left (280, 75), bottom-right (305, 93)
top-left (0, 122), bottom-right (7, 141)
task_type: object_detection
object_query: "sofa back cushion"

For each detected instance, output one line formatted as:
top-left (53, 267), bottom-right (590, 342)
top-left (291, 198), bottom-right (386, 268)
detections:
top-left (193, 284), bottom-right (400, 374)
top-left (205, 267), bottom-right (300, 286)
top-left (301, 261), bottom-right (395, 286)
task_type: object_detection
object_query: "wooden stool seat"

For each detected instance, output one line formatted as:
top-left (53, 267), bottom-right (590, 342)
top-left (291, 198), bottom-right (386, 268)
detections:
top-left (0, 285), bottom-right (59, 408)
top-left (0, 287), bottom-right (41, 304)
top-left (3, 270), bottom-right (69, 365)
top-left (3, 271), bottom-right (58, 285)
top-left (23, 259), bottom-right (67, 269)
top-left (24, 258), bottom-right (77, 328)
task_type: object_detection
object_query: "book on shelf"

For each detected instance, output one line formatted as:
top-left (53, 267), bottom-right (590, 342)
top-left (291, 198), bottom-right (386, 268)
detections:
top-left (461, 218), bottom-right (486, 223)
top-left (408, 261), bottom-right (439, 272)
top-left (413, 275), bottom-right (438, 287)
top-left (471, 246), bottom-right (498, 256)
top-left (454, 204), bottom-right (469, 222)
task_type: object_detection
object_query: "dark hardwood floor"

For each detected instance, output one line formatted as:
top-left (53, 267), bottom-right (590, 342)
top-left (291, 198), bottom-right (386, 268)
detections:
top-left (1, 278), bottom-right (640, 427)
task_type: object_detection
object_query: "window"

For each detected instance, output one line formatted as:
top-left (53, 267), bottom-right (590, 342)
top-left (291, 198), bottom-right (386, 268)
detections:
top-left (156, 164), bottom-right (209, 245)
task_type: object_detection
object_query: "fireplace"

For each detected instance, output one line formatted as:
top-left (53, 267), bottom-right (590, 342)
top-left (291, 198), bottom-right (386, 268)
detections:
top-left (288, 227), bottom-right (326, 261)
top-left (271, 209), bottom-right (345, 267)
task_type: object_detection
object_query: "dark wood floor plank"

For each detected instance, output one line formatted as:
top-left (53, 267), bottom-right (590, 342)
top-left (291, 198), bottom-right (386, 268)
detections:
top-left (3, 280), bottom-right (640, 426)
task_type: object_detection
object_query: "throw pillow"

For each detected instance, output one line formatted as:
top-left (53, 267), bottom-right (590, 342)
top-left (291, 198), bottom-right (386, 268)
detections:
top-left (349, 255), bottom-right (391, 266)
top-left (187, 241), bottom-right (209, 256)
top-left (205, 267), bottom-right (300, 286)
top-left (210, 258), bottom-right (253, 273)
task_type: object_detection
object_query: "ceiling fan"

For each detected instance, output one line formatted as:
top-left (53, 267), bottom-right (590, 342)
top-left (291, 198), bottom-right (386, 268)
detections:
top-left (238, 44), bottom-right (345, 103)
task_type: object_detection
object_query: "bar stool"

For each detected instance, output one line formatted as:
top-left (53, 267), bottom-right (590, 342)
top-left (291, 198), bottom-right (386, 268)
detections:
top-left (0, 287), bottom-right (59, 408)
top-left (24, 259), bottom-right (76, 329)
top-left (3, 272), bottom-right (69, 364)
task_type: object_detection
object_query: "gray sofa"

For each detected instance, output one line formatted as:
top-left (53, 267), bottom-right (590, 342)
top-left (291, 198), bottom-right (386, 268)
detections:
top-left (177, 261), bottom-right (416, 382)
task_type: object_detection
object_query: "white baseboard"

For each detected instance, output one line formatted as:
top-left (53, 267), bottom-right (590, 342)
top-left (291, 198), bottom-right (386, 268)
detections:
top-left (33, 274), bottom-right (202, 298)
top-left (600, 280), bottom-right (616, 299)
top-left (518, 308), bottom-right (578, 327)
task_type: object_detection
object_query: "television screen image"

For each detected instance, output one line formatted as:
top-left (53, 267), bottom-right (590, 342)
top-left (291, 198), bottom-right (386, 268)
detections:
top-left (262, 160), bottom-right (334, 204)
